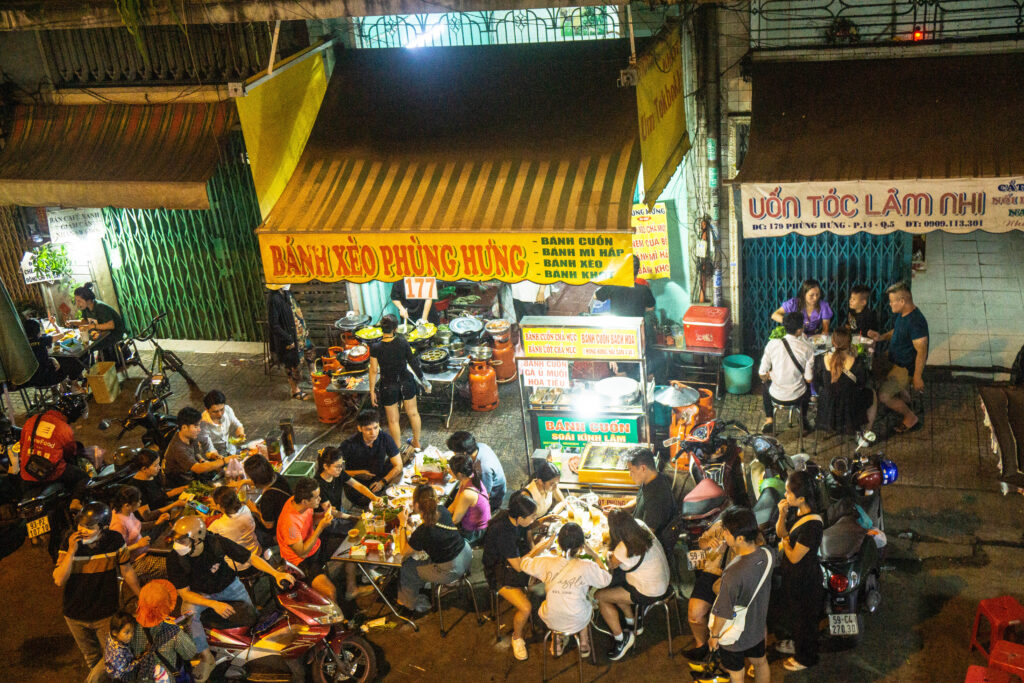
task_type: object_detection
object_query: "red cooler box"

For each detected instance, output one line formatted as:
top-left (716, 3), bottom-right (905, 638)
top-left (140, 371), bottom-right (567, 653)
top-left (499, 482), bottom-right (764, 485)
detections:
top-left (682, 306), bottom-right (730, 349)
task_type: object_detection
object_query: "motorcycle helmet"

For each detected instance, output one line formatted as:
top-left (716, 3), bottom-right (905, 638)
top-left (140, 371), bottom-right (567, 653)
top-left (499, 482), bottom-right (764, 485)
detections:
top-left (829, 456), bottom-right (850, 479)
top-left (856, 464), bottom-right (883, 490)
top-left (878, 458), bottom-right (899, 485)
top-left (76, 501), bottom-right (112, 529)
top-left (55, 393), bottom-right (88, 424)
top-left (172, 515), bottom-right (208, 545)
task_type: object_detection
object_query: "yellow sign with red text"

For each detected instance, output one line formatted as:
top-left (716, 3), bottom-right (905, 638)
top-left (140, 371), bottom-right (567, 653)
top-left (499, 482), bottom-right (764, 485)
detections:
top-left (521, 327), bottom-right (642, 360)
top-left (258, 232), bottom-right (634, 286)
top-left (631, 203), bottom-right (670, 280)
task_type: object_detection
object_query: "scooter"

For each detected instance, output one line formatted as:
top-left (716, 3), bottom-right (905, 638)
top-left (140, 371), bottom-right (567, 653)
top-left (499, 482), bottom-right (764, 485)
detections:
top-left (818, 452), bottom-right (898, 643)
top-left (206, 565), bottom-right (377, 682)
top-left (99, 396), bottom-right (178, 453)
top-left (737, 431), bottom-right (797, 546)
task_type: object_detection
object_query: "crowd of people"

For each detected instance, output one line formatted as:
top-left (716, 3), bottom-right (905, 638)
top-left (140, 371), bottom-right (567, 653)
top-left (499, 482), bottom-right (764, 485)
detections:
top-left (761, 280), bottom-right (929, 439)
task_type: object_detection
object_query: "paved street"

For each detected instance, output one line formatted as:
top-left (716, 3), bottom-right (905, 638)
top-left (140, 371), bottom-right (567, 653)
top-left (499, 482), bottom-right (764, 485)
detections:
top-left (2, 347), bottom-right (1023, 682)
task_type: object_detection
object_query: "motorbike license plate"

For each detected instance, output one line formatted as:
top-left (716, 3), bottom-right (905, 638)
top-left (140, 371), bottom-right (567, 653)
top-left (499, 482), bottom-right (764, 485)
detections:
top-left (687, 549), bottom-right (706, 570)
top-left (829, 613), bottom-right (859, 636)
top-left (27, 516), bottom-right (51, 539)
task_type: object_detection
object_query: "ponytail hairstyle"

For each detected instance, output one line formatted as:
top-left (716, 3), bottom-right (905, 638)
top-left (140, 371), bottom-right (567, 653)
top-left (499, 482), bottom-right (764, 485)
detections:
top-left (449, 453), bottom-right (482, 490)
top-left (532, 461), bottom-right (561, 488)
top-left (315, 446), bottom-right (344, 478)
top-left (413, 484), bottom-right (439, 526)
top-left (73, 282), bottom-right (97, 302)
top-left (557, 522), bottom-right (585, 558)
top-left (829, 327), bottom-right (854, 383)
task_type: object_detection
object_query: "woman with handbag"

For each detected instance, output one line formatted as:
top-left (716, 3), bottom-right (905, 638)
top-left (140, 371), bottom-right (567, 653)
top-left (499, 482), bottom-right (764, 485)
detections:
top-left (773, 471), bottom-right (825, 672)
top-left (130, 579), bottom-right (197, 683)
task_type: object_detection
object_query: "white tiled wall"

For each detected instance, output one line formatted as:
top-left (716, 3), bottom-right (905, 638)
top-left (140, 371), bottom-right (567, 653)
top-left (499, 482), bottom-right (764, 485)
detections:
top-left (912, 231), bottom-right (1024, 368)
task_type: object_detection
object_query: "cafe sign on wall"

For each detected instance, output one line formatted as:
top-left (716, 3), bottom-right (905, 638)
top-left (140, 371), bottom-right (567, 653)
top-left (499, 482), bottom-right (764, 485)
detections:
top-left (536, 415), bottom-right (641, 449)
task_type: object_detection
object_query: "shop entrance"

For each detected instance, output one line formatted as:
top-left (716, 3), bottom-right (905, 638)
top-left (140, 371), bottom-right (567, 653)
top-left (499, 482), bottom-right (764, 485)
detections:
top-left (911, 230), bottom-right (1024, 369)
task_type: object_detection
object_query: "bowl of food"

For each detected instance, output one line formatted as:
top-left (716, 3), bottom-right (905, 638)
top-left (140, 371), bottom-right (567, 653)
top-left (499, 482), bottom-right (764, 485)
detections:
top-left (347, 528), bottom-right (361, 541)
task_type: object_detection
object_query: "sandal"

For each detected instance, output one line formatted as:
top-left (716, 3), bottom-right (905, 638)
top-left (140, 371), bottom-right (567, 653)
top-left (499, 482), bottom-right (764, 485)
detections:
top-left (291, 390), bottom-right (311, 401)
top-left (893, 419), bottom-right (923, 434)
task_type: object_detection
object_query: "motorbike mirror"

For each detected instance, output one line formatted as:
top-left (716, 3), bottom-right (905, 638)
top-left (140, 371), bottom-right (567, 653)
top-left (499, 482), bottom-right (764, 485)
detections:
top-left (98, 419), bottom-right (111, 431)
top-left (662, 437), bottom-right (680, 448)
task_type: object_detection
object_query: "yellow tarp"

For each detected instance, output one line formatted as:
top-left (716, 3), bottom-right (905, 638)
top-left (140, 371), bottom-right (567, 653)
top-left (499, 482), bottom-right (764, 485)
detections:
top-left (236, 53), bottom-right (328, 219)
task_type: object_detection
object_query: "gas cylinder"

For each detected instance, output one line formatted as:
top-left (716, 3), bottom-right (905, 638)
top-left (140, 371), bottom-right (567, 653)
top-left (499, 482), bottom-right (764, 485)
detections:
top-left (469, 360), bottom-right (499, 412)
top-left (311, 372), bottom-right (343, 423)
top-left (491, 337), bottom-right (517, 383)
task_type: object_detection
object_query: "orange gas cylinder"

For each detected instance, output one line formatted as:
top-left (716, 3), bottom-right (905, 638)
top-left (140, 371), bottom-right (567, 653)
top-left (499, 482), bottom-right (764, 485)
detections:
top-left (311, 372), bottom-right (343, 423)
top-left (491, 338), bottom-right (517, 383)
top-left (696, 387), bottom-right (715, 423)
top-left (469, 360), bottom-right (499, 412)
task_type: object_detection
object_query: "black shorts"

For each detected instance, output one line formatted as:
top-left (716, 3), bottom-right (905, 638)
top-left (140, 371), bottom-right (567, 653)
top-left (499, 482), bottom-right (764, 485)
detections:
top-left (719, 639), bottom-right (766, 672)
top-left (377, 377), bottom-right (418, 407)
top-left (690, 570), bottom-right (718, 604)
top-left (610, 568), bottom-right (663, 607)
top-left (297, 540), bottom-right (333, 581)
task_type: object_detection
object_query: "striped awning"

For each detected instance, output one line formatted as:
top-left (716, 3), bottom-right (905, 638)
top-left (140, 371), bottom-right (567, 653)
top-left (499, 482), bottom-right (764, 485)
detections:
top-left (0, 102), bottom-right (235, 210)
top-left (258, 41), bottom-right (642, 237)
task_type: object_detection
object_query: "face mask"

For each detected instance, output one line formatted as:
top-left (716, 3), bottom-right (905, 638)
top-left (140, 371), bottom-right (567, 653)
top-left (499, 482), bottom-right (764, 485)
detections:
top-left (172, 541), bottom-right (192, 556)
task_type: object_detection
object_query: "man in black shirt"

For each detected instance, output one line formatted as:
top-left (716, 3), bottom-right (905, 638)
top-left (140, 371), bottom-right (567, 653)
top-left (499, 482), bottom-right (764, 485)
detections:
top-left (593, 256), bottom-right (657, 319)
top-left (609, 448), bottom-right (676, 543)
top-left (391, 278), bottom-right (435, 323)
top-left (341, 410), bottom-right (402, 508)
top-left (844, 285), bottom-right (880, 337)
top-left (243, 454), bottom-right (292, 547)
top-left (167, 516), bottom-right (293, 680)
top-left (52, 502), bottom-right (141, 683)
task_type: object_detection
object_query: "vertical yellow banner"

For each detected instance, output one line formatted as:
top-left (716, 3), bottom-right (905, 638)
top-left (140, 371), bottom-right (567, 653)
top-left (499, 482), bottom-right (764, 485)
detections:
top-left (636, 21), bottom-right (689, 207)
top-left (631, 203), bottom-right (671, 279)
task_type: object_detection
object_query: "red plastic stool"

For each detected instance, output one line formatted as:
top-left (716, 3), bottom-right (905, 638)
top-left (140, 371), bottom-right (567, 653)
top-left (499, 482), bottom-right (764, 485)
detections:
top-left (965, 664), bottom-right (1014, 683)
top-left (990, 640), bottom-right (1024, 680)
top-left (972, 597), bottom-right (1024, 656)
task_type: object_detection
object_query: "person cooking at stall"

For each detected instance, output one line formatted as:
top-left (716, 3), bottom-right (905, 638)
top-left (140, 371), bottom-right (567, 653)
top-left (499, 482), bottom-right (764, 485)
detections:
top-left (771, 279), bottom-right (833, 336)
top-left (163, 407), bottom-right (235, 488)
top-left (369, 315), bottom-right (430, 450)
top-left (71, 282), bottom-right (126, 364)
top-left (447, 431), bottom-right (507, 513)
top-left (341, 410), bottom-right (403, 509)
top-left (200, 390), bottom-right (245, 455)
top-left (525, 461), bottom-right (565, 518)
top-left (391, 278), bottom-right (435, 324)
top-left (509, 281), bottom-right (550, 321)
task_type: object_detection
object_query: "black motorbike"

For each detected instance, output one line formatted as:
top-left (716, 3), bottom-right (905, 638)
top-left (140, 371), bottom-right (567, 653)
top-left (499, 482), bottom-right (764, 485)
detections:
top-left (100, 396), bottom-right (178, 453)
top-left (737, 431), bottom-right (799, 546)
top-left (0, 417), bottom-right (26, 562)
top-left (818, 452), bottom-right (898, 643)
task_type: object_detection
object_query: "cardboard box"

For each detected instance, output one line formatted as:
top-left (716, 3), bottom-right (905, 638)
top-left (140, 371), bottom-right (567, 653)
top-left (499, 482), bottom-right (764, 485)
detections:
top-left (87, 362), bottom-right (120, 404)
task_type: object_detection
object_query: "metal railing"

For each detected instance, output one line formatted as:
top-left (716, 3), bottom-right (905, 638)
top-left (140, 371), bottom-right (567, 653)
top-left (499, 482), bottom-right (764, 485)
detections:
top-left (750, 0), bottom-right (1024, 49)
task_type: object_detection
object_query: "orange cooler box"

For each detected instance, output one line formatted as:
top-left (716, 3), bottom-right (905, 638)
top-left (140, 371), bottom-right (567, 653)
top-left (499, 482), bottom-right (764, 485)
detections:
top-left (682, 306), bottom-right (730, 349)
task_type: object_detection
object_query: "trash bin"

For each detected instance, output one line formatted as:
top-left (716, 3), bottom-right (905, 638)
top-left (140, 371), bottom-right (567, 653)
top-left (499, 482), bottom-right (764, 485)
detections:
top-left (722, 355), bottom-right (754, 395)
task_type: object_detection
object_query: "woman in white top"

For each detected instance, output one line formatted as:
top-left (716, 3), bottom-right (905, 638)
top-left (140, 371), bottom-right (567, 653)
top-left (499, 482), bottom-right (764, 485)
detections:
top-left (594, 510), bottom-right (671, 662)
top-left (521, 522), bottom-right (611, 657)
top-left (525, 461), bottom-right (565, 518)
top-left (209, 486), bottom-right (261, 571)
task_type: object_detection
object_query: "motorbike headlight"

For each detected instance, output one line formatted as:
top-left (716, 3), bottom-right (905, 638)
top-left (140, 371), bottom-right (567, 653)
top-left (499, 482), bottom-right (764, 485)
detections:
top-left (307, 603), bottom-right (345, 625)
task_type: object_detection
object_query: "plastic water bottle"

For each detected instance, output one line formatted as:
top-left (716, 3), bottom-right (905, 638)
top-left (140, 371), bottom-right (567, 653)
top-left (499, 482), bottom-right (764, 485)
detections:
top-left (712, 268), bottom-right (723, 307)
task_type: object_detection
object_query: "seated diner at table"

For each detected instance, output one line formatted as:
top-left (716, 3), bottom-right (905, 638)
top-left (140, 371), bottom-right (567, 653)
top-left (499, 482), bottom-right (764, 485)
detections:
top-left (772, 279), bottom-right (833, 336)
top-left (243, 454), bottom-right (293, 547)
top-left (341, 410), bottom-right (403, 509)
top-left (200, 390), bottom-right (246, 456)
top-left (315, 446), bottom-right (380, 521)
top-left (447, 431), bottom-right (507, 513)
top-left (131, 449), bottom-right (187, 519)
top-left (604, 448), bottom-right (676, 548)
top-left (71, 282), bottom-right (126, 363)
top-left (447, 453), bottom-right (491, 544)
top-left (594, 510), bottom-right (671, 662)
top-left (482, 491), bottom-right (540, 662)
top-left (758, 313), bottom-right (814, 435)
top-left (394, 484), bottom-right (473, 615)
top-left (525, 461), bottom-right (565, 518)
top-left (22, 317), bottom-right (84, 388)
top-left (521, 522), bottom-right (611, 658)
top-left (163, 407), bottom-right (232, 488)
top-left (844, 284), bottom-right (880, 337)
top-left (208, 486), bottom-right (261, 571)
top-left (813, 327), bottom-right (878, 438)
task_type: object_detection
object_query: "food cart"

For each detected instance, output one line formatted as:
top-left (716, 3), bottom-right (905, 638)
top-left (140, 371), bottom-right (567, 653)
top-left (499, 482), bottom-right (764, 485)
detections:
top-left (517, 315), bottom-right (652, 500)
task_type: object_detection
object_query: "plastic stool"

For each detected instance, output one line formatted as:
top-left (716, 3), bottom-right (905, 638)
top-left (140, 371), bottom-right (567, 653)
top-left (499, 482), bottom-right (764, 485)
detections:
top-left (965, 665), bottom-right (1013, 682)
top-left (971, 596), bottom-right (1024, 657)
top-left (990, 640), bottom-right (1024, 680)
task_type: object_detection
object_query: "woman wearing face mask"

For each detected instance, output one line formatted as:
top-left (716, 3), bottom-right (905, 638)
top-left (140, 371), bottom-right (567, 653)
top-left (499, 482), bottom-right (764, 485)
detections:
top-left (266, 283), bottom-right (313, 400)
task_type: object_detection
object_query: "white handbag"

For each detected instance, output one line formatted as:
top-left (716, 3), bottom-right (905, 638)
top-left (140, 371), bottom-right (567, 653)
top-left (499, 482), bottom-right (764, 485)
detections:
top-left (713, 547), bottom-right (773, 647)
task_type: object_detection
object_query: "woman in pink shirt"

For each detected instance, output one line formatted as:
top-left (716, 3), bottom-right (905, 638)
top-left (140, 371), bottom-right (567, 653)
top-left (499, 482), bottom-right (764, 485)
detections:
top-left (110, 485), bottom-right (169, 583)
top-left (447, 454), bottom-right (491, 544)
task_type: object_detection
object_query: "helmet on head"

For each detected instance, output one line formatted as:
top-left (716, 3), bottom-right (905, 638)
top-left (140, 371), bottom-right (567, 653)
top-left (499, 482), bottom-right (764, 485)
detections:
top-left (172, 515), bottom-right (207, 545)
top-left (55, 393), bottom-right (88, 424)
top-left (76, 501), bottom-right (111, 529)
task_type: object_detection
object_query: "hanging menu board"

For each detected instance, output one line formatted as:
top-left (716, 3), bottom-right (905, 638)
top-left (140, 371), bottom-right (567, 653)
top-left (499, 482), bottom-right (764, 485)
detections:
top-left (519, 316), bottom-right (643, 361)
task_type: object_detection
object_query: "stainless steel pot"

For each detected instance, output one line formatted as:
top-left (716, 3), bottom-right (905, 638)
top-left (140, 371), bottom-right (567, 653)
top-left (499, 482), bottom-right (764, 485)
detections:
top-left (468, 345), bottom-right (493, 361)
top-left (594, 376), bottom-right (640, 406)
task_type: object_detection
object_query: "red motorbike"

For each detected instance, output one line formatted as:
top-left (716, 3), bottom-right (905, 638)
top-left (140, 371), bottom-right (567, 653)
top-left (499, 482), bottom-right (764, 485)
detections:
top-left (207, 568), bottom-right (376, 682)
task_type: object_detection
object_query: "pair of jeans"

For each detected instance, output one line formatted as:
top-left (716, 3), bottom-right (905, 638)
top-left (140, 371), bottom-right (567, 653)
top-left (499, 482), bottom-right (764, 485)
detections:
top-left (181, 577), bottom-right (254, 652)
top-left (762, 384), bottom-right (811, 424)
top-left (64, 614), bottom-right (111, 678)
top-left (398, 541), bottom-right (472, 608)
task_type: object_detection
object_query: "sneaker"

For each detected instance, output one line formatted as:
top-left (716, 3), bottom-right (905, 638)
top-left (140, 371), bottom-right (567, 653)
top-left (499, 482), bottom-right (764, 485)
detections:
top-left (511, 637), bottom-right (528, 661)
top-left (783, 657), bottom-right (808, 671)
top-left (775, 639), bottom-right (795, 655)
top-left (633, 610), bottom-right (645, 635)
top-left (606, 631), bottom-right (635, 661)
top-left (683, 644), bottom-right (709, 661)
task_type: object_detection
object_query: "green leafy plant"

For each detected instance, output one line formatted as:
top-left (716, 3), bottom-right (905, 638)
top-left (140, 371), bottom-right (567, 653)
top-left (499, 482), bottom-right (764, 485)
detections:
top-left (29, 243), bottom-right (72, 282)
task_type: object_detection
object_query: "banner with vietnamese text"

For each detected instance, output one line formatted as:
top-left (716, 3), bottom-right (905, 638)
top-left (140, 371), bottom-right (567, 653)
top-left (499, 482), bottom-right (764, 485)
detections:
top-left (741, 177), bottom-right (1024, 238)
top-left (631, 203), bottom-right (670, 279)
top-left (258, 232), bottom-right (634, 286)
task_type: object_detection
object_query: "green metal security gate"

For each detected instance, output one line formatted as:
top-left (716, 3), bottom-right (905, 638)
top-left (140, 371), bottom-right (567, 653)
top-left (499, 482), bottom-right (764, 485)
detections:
top-left (102, 133), bottom-right (265, 341)
top-left (741, 232), bottom-right (912, 354)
